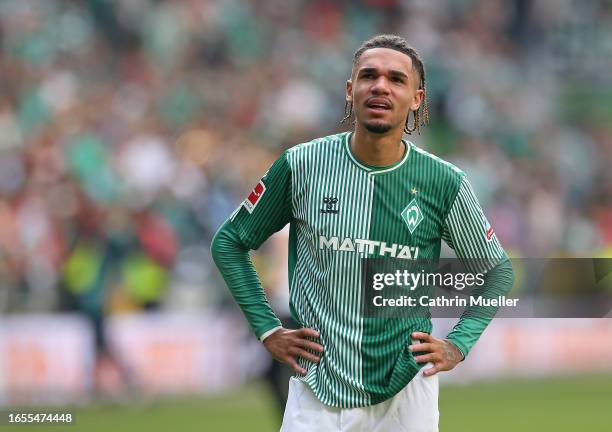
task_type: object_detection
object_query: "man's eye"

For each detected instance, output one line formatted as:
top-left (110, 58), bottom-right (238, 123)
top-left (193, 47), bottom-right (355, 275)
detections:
top-left (392, 77), bottom-right (404, 83)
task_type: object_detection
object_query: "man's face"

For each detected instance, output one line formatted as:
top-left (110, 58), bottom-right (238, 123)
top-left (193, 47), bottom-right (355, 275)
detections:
top-left (346, 48), bottom-right (424, 135)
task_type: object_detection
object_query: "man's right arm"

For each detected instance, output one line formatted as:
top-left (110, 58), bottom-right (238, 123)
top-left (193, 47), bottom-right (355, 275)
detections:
top-left (210, 151), bottom-right (294, 340)
top-left (210, 151), bottom-right (324, 372)
top-left (211, 219), bottom-right (282, 341)
top-left (212, 226), bottom-right (323, 373)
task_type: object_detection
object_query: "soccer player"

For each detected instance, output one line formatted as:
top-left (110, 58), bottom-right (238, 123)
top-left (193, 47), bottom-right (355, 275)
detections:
top-left (211, 34), bottom-right (514, 431)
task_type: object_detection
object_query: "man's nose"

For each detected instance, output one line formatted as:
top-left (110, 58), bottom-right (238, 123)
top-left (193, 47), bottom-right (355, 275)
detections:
top-left (371, 76), bottom-right (390, 94)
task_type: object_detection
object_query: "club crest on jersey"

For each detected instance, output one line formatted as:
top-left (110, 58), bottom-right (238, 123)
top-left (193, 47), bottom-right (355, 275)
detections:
top-left (401, 199), bottom-right (424, 234)
top-left (243, 180), bottom-right (266, 213)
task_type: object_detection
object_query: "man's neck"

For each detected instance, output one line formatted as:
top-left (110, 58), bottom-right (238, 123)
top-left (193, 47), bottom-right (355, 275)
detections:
top-left (350, 125), bottom-right (406, 167)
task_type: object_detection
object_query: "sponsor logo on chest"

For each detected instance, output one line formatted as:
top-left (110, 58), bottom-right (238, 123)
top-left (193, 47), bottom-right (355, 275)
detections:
top-left (319, 235), bottom-right (419, 260)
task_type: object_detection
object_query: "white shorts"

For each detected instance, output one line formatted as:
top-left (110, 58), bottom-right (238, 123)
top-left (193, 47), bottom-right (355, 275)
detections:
top-left (280, 364), bottom-right (439, 432)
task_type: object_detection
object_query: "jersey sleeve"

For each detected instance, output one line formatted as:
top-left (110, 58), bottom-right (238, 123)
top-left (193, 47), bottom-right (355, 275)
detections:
top-left (441, 176), bottom-right (507, 273)
top-left (441, 175), bottom-right (514, 358)
top-left (211, 219), bottom-right (283, 340)
top-left (230, 151), bottom-right (293, 250)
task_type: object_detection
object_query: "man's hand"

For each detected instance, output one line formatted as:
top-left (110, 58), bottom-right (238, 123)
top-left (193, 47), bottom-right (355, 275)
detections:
top-left (263, 327), bottom-right (324, 375)
top-left (409, 332), bottom-right (464, 377)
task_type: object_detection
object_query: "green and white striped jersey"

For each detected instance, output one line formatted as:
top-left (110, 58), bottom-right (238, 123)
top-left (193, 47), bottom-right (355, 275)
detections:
top-left (231, 131), bottom-right (506, 408)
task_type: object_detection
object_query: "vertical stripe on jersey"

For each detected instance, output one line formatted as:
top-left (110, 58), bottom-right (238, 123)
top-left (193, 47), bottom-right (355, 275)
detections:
top-left (286, 133), bottom-right (372, 407)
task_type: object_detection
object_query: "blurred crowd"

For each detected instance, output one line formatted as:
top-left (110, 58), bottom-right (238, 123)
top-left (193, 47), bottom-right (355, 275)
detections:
top-left (0, 0), bottom-right (611, 320)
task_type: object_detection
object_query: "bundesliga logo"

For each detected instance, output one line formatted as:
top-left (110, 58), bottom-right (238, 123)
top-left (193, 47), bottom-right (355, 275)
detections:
top-left (243, 180), bottom-right (266, 213)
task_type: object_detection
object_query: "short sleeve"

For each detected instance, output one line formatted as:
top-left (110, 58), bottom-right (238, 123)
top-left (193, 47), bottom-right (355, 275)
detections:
top-left (441, 176), bottom-right (506, 274)
top-left (230, 151), bottom-right (292, 250)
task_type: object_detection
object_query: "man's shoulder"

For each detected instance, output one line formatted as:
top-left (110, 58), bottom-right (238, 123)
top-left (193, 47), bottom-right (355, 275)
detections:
top-left (286, 132), bottom-right (348, 159)
top-left (409, 142), bottom-right (465, 181)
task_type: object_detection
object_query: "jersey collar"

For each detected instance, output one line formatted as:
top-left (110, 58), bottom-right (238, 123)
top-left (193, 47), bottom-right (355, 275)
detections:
top-left (344, 132), bottom-right (411, 175)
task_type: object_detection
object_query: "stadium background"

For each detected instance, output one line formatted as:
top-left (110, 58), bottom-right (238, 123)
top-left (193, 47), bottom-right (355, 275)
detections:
top-left (0, 0), bottom-right (611, 431)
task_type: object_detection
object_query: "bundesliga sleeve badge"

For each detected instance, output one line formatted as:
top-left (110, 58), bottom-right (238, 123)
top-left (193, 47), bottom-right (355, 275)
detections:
top-left (243, 180), bottom-right (266, 213)
top-left (485, 221), bottom-right (495, 241)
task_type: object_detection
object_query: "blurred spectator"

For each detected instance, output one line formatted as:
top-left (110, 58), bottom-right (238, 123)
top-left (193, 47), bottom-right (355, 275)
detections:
top-left (0, 0), bottom-right (611, 377)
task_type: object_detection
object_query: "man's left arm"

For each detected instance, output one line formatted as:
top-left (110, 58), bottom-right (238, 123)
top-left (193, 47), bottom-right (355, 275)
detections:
top-left (410, 176), bottom-right (515, 376)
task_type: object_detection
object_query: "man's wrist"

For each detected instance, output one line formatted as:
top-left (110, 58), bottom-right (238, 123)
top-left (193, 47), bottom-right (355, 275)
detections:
top-left (443, 338), bottom-right (466, 362)
top-left (260, 326), bottom-right (283, 343)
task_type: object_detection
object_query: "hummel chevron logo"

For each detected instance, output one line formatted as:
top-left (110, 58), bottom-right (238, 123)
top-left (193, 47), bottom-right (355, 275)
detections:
top-left (320, 197), bottom-right (339, 214)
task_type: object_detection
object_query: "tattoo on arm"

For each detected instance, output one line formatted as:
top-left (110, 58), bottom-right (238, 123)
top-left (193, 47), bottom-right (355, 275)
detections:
top-left (443, 342), bottom-right (461, 362)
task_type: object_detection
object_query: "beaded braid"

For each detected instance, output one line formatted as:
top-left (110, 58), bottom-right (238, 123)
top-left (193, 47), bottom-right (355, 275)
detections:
top-left (341, 100), bottom-right (353, 125)
top-left (404, 78), bottom-right (429, 135)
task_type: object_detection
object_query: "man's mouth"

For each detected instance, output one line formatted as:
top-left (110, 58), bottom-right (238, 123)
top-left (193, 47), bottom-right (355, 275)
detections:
top-left (366, 99), bottom-right (392, 112)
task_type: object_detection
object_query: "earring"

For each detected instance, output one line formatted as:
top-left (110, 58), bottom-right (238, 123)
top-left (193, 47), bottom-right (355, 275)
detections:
top-left (404, 110), bottom-right (418, 134)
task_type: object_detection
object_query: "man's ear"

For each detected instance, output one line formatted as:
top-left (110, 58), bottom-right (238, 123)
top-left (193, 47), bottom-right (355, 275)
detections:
top-left (345, 79), bottom-right (353, 102)
top-left (410, 88), bottom-right (424, 111)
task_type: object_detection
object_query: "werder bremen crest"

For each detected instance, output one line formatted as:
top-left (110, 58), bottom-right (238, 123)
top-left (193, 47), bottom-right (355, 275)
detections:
top-left (401, 198), bottom-right (424, 234)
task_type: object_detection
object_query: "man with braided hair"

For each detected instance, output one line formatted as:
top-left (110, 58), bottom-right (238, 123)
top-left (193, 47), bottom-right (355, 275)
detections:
top-left (341, 35), bottom-right (429, 135)
top-left (212, 34), bottom-right (514, 431)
